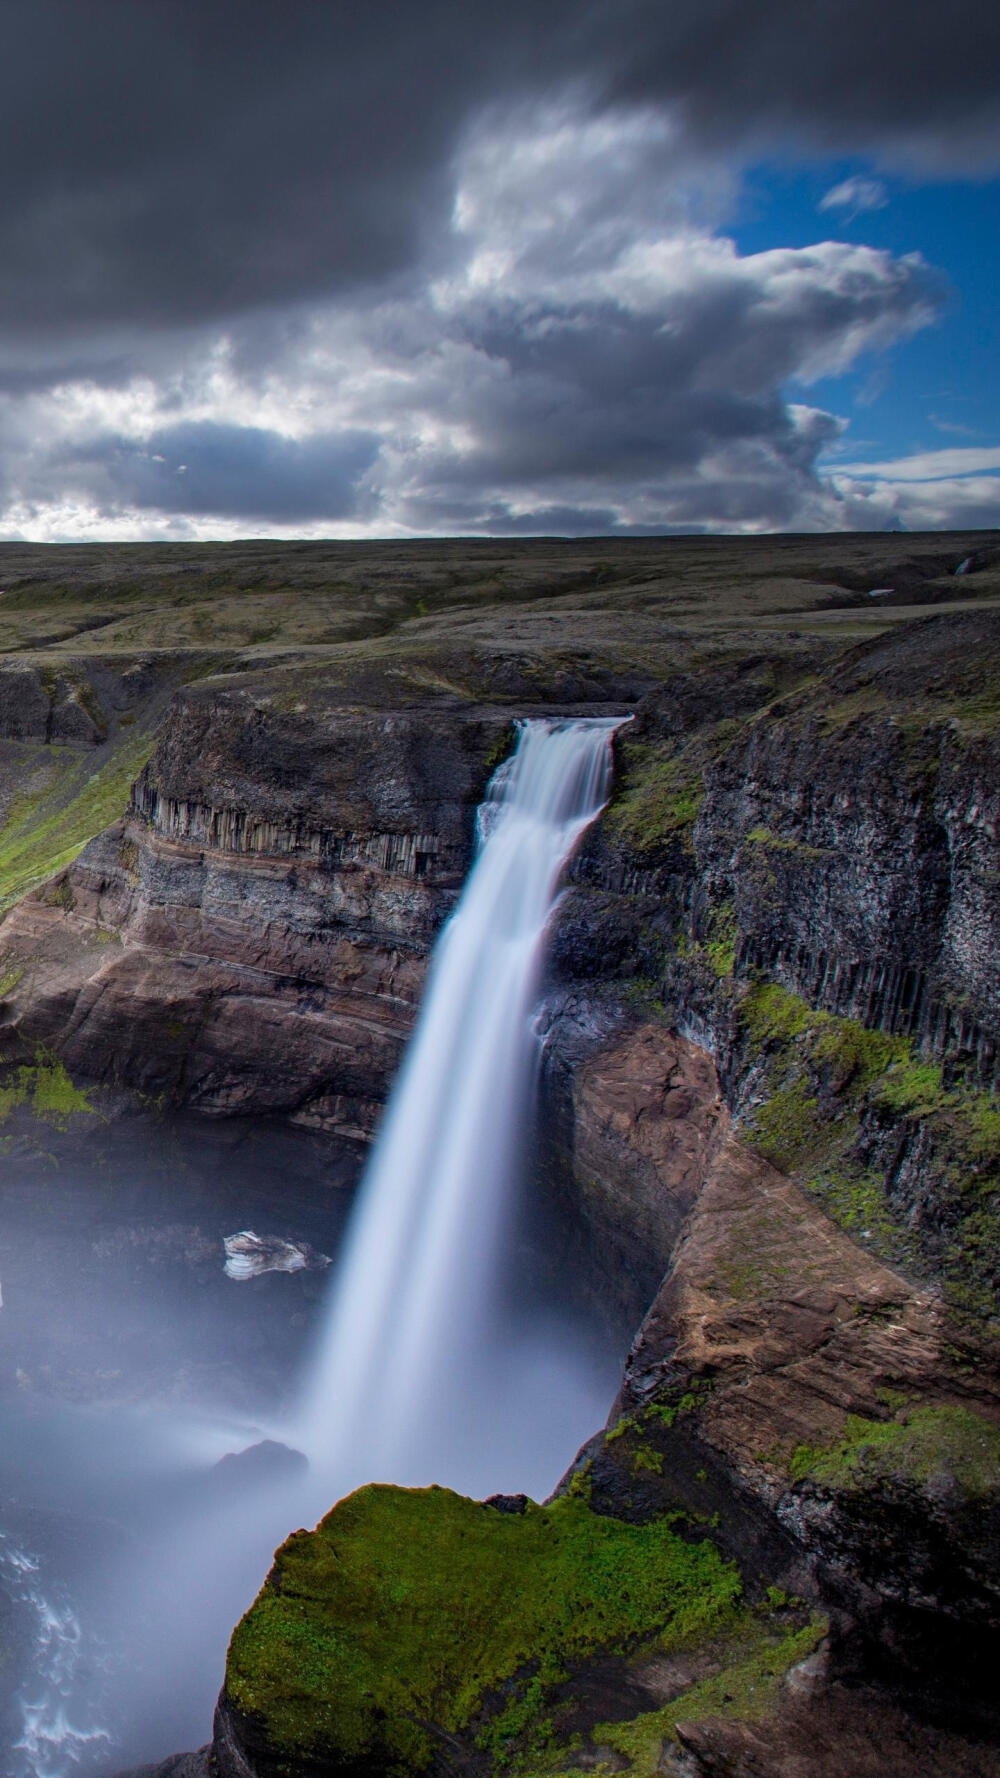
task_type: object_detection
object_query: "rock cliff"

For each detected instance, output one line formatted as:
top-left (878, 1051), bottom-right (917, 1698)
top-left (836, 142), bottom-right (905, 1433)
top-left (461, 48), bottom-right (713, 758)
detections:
top-left (2, 575), bottom-right (998, 1774)
top-left (0, 671), bottom-right (522, 1134)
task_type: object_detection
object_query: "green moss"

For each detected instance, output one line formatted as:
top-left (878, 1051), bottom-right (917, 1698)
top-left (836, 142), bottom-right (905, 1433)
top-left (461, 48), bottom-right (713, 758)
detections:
top-left (631, 1446), bottom-right (664, 1475)
top-left (483, 723), bottom-right (517, 776)
top-left (745, 825), bottom-right (827, 860)
top-left (28, 1055), bottom-right (94, 1122)
top-left (740, 984), bottom-right (906, 1088)
top-left (0, 1082), bottom-right (26, 1121)
top-left (808, 1164), bottom-right (919, 1267)
top-left (789, 1405), bottom-right (1000, 1496)
top-left (603, 1414), bottom-right (637, 1444)
top-left (586, 1617), bottom-right (826, 1778)
top-left (741, 981), bottom-right (813, 1048)
top-left (705, 902), bottom-right (738, 979)
top-left (875, 1059), bottom-right (948, 1116)
top-left (606, 738), bottom-right (704, 855)
top-left (736, 979), bottom-right (1000, 1312)
top-left (226, 1483), bottom-right (744, 1775)
top-left (749, 1080), bottom-right (824, 1170)
top-left (0, 1052), bottom-right (94, 1128)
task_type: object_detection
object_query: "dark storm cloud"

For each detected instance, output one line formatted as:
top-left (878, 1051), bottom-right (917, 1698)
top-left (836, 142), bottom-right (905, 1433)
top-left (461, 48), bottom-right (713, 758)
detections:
top-left (608, 0), bottom-right (1000, 172)
top-left (439, 249), bottom-right (941, 484)
top-left (0, 0), bottom-right (993, 343)
top-left (51, 421), bottom-right (377, 522)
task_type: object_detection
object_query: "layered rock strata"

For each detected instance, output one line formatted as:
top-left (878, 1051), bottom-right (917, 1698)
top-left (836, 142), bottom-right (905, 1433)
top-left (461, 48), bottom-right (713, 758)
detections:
top-left (0, 679), bottom-right (516, 1132)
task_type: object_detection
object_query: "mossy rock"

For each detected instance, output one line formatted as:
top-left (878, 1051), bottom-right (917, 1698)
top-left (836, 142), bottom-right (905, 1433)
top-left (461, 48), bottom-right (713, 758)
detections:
top-left (789, 1404), bottom-right (1000, 1498)
top-left (223, 1482), bottom-right (762, 1777)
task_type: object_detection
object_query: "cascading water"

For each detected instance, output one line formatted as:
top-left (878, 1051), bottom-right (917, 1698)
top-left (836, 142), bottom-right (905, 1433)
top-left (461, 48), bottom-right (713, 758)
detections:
top-left (296, 716), bottom-right (624, 1471)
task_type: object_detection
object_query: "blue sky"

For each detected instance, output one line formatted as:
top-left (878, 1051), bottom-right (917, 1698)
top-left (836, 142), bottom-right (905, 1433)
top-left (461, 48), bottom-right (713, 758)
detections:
top-left (735, 164), bottom-right (1000, 467)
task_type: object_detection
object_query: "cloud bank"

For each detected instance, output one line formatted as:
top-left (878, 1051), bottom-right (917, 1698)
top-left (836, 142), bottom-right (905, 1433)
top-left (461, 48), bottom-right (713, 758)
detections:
top-left (0, 1), bottom-right (995, 537)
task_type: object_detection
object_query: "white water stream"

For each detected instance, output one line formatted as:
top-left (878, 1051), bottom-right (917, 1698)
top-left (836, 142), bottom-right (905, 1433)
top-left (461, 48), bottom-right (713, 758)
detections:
top-left (295, 715), bottom-right (623, 1469)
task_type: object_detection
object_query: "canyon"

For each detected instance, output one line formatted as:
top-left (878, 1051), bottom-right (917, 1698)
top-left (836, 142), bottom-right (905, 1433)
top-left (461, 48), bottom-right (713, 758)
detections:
top-left (0, 533), bottom-right (997, 1775)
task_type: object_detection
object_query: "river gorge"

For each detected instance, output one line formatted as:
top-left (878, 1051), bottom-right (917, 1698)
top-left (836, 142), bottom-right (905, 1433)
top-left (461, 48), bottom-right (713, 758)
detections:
top-left (0, 533), bottom-right (997, 1777)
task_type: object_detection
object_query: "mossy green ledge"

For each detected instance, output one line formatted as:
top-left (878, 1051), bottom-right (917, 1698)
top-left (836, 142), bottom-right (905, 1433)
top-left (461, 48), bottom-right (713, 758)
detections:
top-left (217, 1482), bottom-right (819, 1778)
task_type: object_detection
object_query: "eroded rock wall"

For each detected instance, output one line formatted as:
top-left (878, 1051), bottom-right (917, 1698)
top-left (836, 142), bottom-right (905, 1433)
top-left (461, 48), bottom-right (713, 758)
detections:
top-left (0, 679), bottom-right (514, 1133)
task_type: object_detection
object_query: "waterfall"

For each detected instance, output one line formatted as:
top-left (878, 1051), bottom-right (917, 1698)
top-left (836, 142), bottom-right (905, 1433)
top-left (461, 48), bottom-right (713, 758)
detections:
top-left (295, 716), bottom-right (623, 1474)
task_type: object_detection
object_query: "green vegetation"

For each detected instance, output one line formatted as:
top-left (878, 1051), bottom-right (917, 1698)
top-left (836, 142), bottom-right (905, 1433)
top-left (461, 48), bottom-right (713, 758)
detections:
top-left (704, 901), bottom-right (738, 978)
top-left (575, 1617), bottom-right (826, 1778)
top-left (0, 727), bottom-right (155, 910)
top-left (737, 980), bottom-right (1000, 1318)
top-left (606, 736), bottom-right (704, 855)
top-left (749, 1079), bottom-right (824, 1172)
top-left (741, 981), bottom-right (905, 1082)
top-left (746, 824), bottom-right (828, 860)
top-left (226, 1482), bottom-right (753, 1776)
top-left (789, 1404), bottom-right (1000, 1497)
top-left (482, 721), bottom-right (517, 777)
top-left (631, 1445), bottom-right (664, 1474)
top-left (0, 1051), bottom-right (95, 1129)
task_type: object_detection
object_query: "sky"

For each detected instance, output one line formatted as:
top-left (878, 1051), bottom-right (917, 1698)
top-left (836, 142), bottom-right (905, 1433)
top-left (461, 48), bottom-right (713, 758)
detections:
top-left (0, 0), bottom-right (997, 540)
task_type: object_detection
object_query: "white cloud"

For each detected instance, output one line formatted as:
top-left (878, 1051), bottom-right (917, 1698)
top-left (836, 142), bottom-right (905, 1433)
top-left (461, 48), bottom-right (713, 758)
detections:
top-left (832, 471), bottom-right (1000, 530)
top-left (833, 445), bottom-right (1000, 480)
top-left (818, 175), bottom-right (889, 218)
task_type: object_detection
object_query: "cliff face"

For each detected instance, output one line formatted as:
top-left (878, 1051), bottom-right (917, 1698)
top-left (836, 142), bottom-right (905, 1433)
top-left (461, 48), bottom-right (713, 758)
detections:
top-left (4, 605), bottom-right (1000, 1774)
top-left (547, 610), bottom-right (1000, 1314)
top-left (695, 617), bottom-right (1000, 1078)
top-left (0, 675), bottom-right (519, 1133)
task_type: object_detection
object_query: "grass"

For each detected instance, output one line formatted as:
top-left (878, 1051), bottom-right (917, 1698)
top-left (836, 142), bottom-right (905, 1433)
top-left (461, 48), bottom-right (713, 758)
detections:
top-left (0, 726), bottom-right (156, 911)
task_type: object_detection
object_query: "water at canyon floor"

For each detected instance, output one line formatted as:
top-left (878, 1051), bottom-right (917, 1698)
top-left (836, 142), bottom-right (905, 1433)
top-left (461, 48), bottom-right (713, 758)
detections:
top-left (0, 1079), bottom-right (617, 1774)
